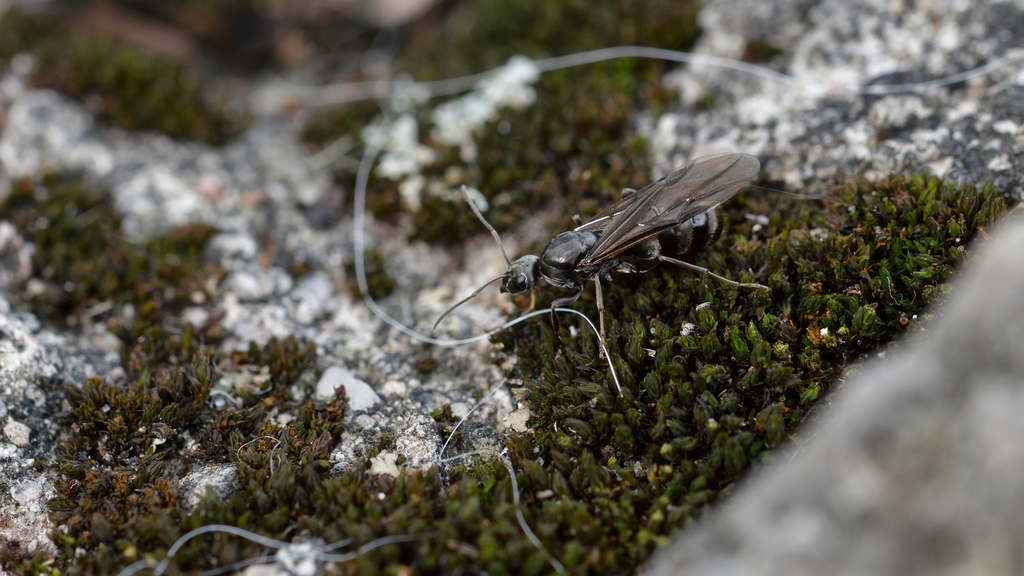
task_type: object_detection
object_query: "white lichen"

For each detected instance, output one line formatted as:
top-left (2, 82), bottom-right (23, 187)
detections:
top-left (431, 55), bottom-right (541, 162)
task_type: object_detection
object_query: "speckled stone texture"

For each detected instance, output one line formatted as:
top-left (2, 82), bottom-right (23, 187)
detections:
top-left (651, 0), bottom-right (1024, 200)
top-left (0, 296), bottom-right (118, 559)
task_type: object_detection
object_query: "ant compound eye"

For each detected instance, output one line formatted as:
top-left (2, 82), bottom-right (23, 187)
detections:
top-left (516, 275), bottom-right (528, 289)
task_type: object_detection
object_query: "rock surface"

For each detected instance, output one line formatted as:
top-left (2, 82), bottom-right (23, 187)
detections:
top-left (646, 215), bottom-right (1024, 575)
top-left (653, 0), bottom-right (1024, 202)
top-left (0, 295), bottom-right (116, 559)
top-left (315, 365), bottom-right (381, 409)
top-left (179, 464), bottom-right (242, 512)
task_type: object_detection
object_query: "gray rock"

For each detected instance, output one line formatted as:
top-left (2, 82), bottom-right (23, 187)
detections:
top-left (9, 480), bottom-right (42, 506)
top-left (0, 88), bottom-right (334, 243)
top-left (315, 365), bottom-right (380, 410)
top-left (0, 89), bottom-right (100, 179)
top-left (0, 302), bottom-right (131, 558)
top-left (3, 418), bottom-right (30, 446)
top-left (645, 216), bottom-right (1024, 575)
top-left (0, 476), bottom-right (55, 558)
top-left (652, 0), bottom-right (1024, 200)
top-left (206, 232), bottom-right (259, 264)
top-left (330, 399), bottom-right (444, 475)
top-left (393, 407), bottom-right (443, 471)
top-left (179, 464), bottom-right (242, 512)
top-left (287, 271), bottom-right (335, 324)
top-left (368, 451), bottom-right (401, 477)
top-left (224, 266), bottom-right (294, 302)
top-left (0, 222), bottom-right (34, 291)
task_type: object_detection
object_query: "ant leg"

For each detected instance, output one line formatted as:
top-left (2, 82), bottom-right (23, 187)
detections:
top-left (659, 256), bottom-right (769, 291)
top-left (550, 287), bottom-right (584, 342)
top-left (594, 276), bottom-right (606, 344)
top-left (572, 214), bottom-right (583, 226)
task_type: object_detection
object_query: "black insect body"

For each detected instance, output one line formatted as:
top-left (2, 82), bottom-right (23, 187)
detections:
top-left (495, 153), bottom-right (767, 337)
top-left (435, 153), bottom-right (768, 344)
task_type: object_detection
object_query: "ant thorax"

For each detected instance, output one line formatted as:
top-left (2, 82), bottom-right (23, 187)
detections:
top-left (538, 230), bottom-right (598, 289)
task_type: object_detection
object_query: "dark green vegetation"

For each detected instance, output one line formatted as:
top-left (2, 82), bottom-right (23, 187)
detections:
top-left (0, 175), bottom-right (221, 343)
top-left (37, 336), bottom-right (340, 576)
top-left (0, 170), bottom-right (1005, 576)
top-left (741, 39), bottom-right (784, 63)
top-left (492, 174), bottom-right (1007, 572)
top-left (304, 0), bottom-right (702, 246)
top-left (0, 9), bottom-right (239, 143)
top-left (400, 0), bottom-right (701, 80)
top-left (345, 248), bottom-right (397, 300)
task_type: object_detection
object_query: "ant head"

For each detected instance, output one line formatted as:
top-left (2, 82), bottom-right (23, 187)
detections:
top-left (501, 255), bottom-right (539, 294)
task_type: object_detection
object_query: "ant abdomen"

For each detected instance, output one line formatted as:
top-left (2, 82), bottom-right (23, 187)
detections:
top-left (655, 206), bottom-right (724, 259)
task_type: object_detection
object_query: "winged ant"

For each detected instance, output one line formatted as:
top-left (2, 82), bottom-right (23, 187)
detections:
top-left (433, 152), bottom-right (770, 364)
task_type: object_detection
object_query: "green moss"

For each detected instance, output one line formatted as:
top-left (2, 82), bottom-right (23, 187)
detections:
top-left (431, 404), bottom-right (457, 423)
top-left (231, 336), bottom-right (321, 408)
top-left (486, 172), bottom-right (1006, 569)
top-left (400, 0), bottom-right (701, 81)
top-left (302, 100), bottom-right (381, 152)
top-left (742, 39), bottom-right (783, 63)
top-left (692, 92), bottom-right (717, 112)
top-left (410, 60), bottom-right (670, 246)
top-left (303, 0), bottom-right (702, 243)
top-left (0, 9), bottom-right (241, 144)
top-left (346, 248), bottom-right (396, 300)
top-left (6, 168), bottom-right (1004, 576)
top-left (61, 354), bottom-right (216, 464)
top-left (29, 335), bottom-right (340, 576)
top-left (0, 175), bottom-right (222, 336)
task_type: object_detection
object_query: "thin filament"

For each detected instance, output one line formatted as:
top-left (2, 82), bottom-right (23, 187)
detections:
top-left (462, 185), bottom-right (511, 266)
top-left (432, 275), bottom-right (505, 331)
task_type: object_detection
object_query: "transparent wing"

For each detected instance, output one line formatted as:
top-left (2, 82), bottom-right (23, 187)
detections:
top-left (577, 153), bottom-right (760, 266)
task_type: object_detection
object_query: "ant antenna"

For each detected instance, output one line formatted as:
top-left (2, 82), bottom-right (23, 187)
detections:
top-left (462, 185), bottom-right (511, 266)
top-left (432, 275), bottom-right (505, 331)
top-left (432, 187), bottom-right (516, 331)
top-left (748, 184), bottom-right (827, 201)
top-left (748, 184), bottom-right (856, 209)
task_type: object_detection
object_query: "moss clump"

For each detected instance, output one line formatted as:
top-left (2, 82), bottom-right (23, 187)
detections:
top-left (485, 173), bottom-right (1005, 570)
top-left (6, 173), bottom-right (1003, 576)
top-left (742, 39), bottom-right (783, 63)
top-left (229, 336), bottom-right (321, 408)
top-left (0, 9), bottom-right (240, 144)
top-left (409, 59), bottom-right (668, 246)
top-left (60, 354), bottom-right (216, 465)
top-left (345, 248), bottom-right (396, 301)
top-left (0, 175), bottom-right (222, 337)
top-left (25, 335), bottom-right (340, 576)
top-left (304, 0), bottom-right (702, 244)
top-left (400, 0), bottom-right (701, 81)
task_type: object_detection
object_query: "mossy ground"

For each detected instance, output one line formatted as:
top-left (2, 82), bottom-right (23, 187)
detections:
top-left (0, 175), bottom-right (223, 347)
top-left (303, 0), bottom-right (701, 246)
top-left (0, 170), bottom-right (1005, 576)
top-left (0, 0), bottom-right (1012, 575)
top-left (0, 9), bottom-right (241, 144)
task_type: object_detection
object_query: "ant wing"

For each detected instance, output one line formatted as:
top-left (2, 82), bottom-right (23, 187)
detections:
top-left (578, 153), bottom-right (760, 267)
top-left (574, 186), bottom-right (647, 236)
